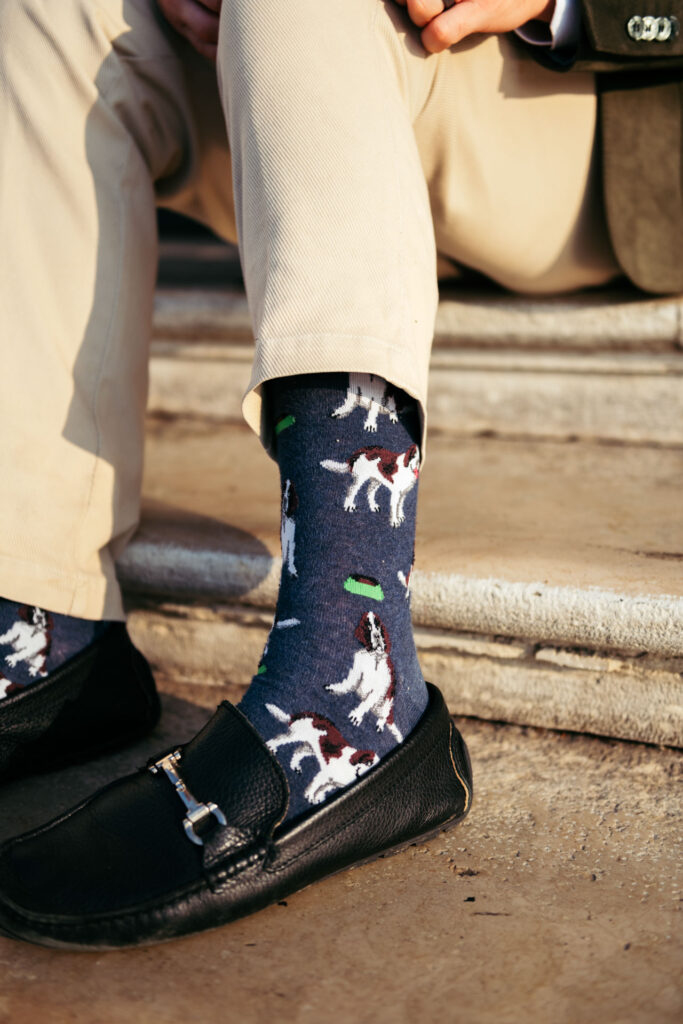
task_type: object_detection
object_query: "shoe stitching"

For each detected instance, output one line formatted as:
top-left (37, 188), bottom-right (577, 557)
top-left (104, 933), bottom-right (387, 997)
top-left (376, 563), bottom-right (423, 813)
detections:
top-left (448, 721), bottom-right (471, 815)
top-left (271, 724), bottom-right (461, 873)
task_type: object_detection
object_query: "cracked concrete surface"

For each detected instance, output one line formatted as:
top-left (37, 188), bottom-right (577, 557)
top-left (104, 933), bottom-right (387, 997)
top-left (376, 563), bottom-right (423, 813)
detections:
top-left (0, 680), bottom-right (680, 1024)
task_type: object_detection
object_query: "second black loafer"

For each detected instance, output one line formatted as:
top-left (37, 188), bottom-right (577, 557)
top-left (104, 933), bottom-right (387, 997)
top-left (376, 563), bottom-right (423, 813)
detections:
top-left (0, 624), bottom-right (161, 784)
top-left (0, 683), bottom-right (471, 949)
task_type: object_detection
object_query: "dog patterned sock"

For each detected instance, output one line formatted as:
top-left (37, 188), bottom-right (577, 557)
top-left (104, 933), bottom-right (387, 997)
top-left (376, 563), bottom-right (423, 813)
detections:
top-left (238, 372), bottom-right (429, 821)
top-left (0, 598), bottom-right (109, 700)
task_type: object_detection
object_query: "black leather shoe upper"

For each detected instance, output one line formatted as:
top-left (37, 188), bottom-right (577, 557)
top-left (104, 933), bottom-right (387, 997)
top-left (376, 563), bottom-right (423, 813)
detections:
top-left (0, 624), bottom-right (161, 783)
top-left (0, 683), bottom-right (471, 950)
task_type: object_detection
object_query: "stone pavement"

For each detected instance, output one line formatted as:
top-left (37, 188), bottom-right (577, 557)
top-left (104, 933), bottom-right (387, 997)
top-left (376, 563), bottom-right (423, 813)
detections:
top-left (0, 679), bottom-right (680, 1024)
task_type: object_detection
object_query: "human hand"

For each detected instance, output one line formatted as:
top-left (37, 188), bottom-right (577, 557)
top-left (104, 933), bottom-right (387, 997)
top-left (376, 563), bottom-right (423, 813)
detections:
top-left (156, 0), bottom-right (222, 60)
top-left (393, 0), bottom-right (555, 54)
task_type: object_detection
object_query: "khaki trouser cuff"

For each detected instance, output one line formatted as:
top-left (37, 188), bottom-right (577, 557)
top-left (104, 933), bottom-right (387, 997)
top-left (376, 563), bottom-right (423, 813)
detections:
top-left (242, 333), bottom-right (430, 461)
top-left (0, 554), bottom-right (125, 623)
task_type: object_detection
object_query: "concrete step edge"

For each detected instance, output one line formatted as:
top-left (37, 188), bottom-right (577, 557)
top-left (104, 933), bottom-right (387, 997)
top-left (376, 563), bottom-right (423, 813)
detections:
top-left (153, 286), bottom-right (683, 351)
top-left (147, 343), bottom-right (683, 444)
top-left (118, 532), bottom-right (683, 657)
top-left (152, 339), bottom-right (683, 374)
top-left (126, 602), bottom-right (683, 748)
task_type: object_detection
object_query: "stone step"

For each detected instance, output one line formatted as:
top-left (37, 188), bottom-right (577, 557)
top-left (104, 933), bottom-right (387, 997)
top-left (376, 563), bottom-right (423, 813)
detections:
top-left (152, 283), bottom-right (683, 351)
top-left (149, 287), bottom-right (683, 444)
top-left (120, 418), bottom-right (683, 748)
top-left (157, 239), bottom-right (243, 286)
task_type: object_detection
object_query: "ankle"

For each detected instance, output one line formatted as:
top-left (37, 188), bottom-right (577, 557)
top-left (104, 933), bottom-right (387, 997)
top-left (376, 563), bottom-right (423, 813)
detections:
top-left (237, 372), bottom-right (427, 820)
top-left (0, 598), bottom-right (109, 697)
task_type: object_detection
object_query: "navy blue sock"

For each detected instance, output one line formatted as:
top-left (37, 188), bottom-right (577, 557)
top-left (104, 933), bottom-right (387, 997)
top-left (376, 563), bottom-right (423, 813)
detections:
top-left (0, 599), bottom-right (109, 700)
top-left (239, 373), bottom-right (428, 821)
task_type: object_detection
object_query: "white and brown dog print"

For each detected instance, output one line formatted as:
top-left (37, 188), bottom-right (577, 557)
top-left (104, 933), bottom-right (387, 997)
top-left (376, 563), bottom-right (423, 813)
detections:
top-left (398, 553), bottom-right (414, 600)
top-left (0, 673), bottom-right (20, 699)
top-left (0, 605), bottom-right (53, 679)
top-left (280, 479), bottom-right (299, 577)
top-left (330, 373), bottom-right (399, 433)
top-left (266, 704), bottom-right (378, 805)
top-left (320, 444), bottom-right (420, 528)
top-left (397, 569), bottom-right (411, 598)
top-left (326, 611), bottom-right (402, 742)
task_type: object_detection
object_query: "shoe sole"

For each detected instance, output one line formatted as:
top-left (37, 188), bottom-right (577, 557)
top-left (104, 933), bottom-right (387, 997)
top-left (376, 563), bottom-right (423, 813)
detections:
top-left (0, 688), bottom-right (472, 951)
top-left (0, 726), bottom-right (472, 952)
top-left (0, 808), bottom-right (470, 951)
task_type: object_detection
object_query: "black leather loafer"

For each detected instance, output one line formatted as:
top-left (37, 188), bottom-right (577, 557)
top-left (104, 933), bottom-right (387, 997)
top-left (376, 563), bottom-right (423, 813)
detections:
top-left (0, 683), bottom-right (471, 950)
top-left (0, 624), bottom-right (161, 784)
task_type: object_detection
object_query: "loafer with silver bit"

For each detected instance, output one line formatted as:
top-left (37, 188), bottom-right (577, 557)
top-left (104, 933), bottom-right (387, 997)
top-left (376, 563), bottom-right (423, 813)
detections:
top-left (0, 683), bottom-right (471, 950)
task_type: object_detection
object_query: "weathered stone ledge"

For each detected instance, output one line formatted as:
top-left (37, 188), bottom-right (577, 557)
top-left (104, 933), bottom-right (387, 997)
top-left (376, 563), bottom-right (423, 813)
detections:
top-left (125, 600), bottom-right (683, 747)
top-left (119, 536), bottom-right (683, 659)
top-left (153, 285), bottom-right (683, 350)
top-left (148, 333), bottom-right (683, 444)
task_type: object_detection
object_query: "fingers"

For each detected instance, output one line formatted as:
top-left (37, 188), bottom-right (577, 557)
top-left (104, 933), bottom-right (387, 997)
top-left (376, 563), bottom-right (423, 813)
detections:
top-left (394, 0), bottom-right (451, 27)
top-left (157, 0), bottom-right (220, 60)
top-left (421, 1), bottom-right (487, 53)
top-left (412, 0), bottom-right (452, 27)
top-left (418, 0), bottom-right (556, 53)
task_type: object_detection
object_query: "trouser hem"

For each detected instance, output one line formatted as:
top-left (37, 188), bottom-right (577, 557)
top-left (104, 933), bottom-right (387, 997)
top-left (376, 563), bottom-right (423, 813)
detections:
top-left (0, 554), bottom-right (125, 621)
top-left (242, 333), bottom-right (431, 460)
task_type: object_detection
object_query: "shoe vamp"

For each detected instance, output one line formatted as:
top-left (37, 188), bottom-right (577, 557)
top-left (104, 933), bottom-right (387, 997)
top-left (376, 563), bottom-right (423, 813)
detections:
top-left (0, 774), bottom-right (203, 917)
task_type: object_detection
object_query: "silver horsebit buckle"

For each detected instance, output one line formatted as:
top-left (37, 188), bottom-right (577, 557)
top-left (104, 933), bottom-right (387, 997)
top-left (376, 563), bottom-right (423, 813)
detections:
top-left (150, 750), bottom-right (227, 846)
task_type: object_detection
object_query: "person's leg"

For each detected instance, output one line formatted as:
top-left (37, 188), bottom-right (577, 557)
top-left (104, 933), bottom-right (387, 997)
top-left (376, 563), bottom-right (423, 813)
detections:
top-left (147, 0), bottom-right (619, 822)
top-left (0, 0), bottom-right (212, 623)
top-left (195, 0), bottom-right (445, 819)
top-left (0, 0), bottom-right (209, 772)
top-left (208, 1), bottom-right (617, 817)
top-left (220, 2), bottom-right (617, 461)
top-left (0, 3), bottom-right (613, 946)
top-left (218, 0), bottom-right (440, 454)
top-left (0, 2), bottom-right (473, 947)
top-left (239, 373), bottom-right (425, 820)
top-left (411, 30), bottom-right (618, 294)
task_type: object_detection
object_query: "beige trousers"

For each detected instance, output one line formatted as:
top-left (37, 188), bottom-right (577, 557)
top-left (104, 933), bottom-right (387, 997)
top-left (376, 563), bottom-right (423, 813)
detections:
top-left (0, 0), bottom-right (617, 621)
